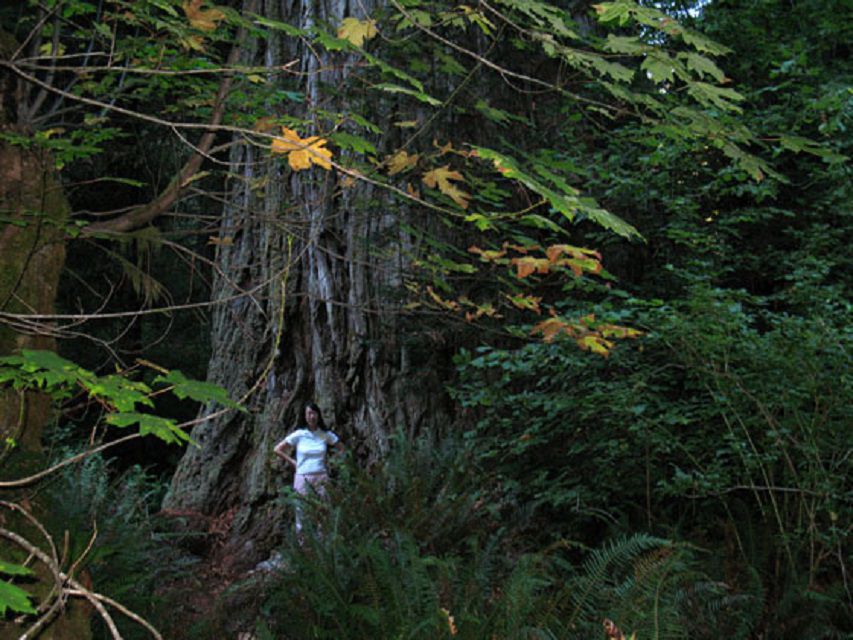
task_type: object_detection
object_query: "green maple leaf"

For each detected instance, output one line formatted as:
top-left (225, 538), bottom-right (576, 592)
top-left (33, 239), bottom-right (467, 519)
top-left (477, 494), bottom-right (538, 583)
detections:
top-left (0, 561), bottom-right (36, 616)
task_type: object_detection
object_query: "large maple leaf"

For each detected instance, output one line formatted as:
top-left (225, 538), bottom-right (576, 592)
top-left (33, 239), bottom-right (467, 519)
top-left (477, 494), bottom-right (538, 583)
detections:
top-left (338, 17), bottom-right (378, 47)
top-left (422, 165), bottom-right (471, 209)
top-left (386, 150), bottom-right (419, 175)
top-left (271, 127), bottom-right (333, 171)
top-left (182, 0), bottom-right (225, 32)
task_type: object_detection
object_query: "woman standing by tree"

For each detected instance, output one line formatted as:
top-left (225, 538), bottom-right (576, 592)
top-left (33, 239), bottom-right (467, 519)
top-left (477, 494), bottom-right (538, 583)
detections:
top-left (274, 402), bottom-right (344, 534)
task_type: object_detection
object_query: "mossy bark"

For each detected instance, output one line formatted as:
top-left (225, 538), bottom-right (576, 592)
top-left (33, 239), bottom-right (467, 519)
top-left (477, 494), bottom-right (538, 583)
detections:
top-left (0, 137), bottom-right (68, 454)
top-left (0, 31), bottom-right (92, 640)
top-left (0, 29), bottom-right (68, 455)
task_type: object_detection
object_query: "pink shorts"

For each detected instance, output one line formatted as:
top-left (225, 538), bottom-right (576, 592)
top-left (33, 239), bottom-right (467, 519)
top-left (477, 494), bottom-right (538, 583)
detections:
top-left (293, 472), bottom-right (328, 496)
top-left (293, 473), bottom-right (327, 533)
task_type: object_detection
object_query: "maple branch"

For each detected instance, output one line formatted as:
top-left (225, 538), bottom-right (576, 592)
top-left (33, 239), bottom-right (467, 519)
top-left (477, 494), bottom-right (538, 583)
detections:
top-left (15, 59), bottom-right (300, 76)
top-left (0, 58), bottom-right (291, 134)
top-left (2, 42), bottom-right (475, 225)
top-left (0, 391), bottom-right (247, 489)
top-left (0, 432), bottom-right (142, 488)
top-left (81, 43), bottom-right (242, 234)
top-left (387, 0), bottom-right (624, 114)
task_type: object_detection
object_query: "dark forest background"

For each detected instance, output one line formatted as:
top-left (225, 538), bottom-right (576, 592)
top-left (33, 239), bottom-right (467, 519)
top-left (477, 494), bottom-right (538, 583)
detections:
top-left (1, 0), bottom-right (850, 638)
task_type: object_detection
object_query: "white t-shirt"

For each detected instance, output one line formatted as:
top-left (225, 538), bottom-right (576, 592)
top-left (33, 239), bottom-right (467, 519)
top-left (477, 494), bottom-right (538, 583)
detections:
top-left (282, 429), bottom-right (339, 475)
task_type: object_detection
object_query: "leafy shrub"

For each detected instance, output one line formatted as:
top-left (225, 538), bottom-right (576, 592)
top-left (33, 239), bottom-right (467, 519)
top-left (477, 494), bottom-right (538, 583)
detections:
top-left (43, 452), bottom-right (196, 639)
top-left (453, 283), bottom-right (852, 638)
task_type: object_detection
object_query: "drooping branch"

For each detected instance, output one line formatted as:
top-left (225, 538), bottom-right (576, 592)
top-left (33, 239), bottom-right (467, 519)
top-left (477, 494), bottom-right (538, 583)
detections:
top-left (0, 521), bottom-right (164, 639)
top-left (81, 44), bottom-right (243, 235)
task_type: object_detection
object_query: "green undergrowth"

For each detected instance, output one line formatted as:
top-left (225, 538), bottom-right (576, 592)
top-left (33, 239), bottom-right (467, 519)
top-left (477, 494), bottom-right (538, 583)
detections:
top-left (189, 432), bottom-right (751, 640)
top-left (40, 447), bottom-right (197, 639)
top-left (453, 282), bottom-right (852, 640)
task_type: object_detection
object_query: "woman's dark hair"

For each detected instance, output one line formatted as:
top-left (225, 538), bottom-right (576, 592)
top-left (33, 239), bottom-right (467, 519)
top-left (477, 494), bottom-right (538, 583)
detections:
top-left (304, 402), bottom-right (327, 430)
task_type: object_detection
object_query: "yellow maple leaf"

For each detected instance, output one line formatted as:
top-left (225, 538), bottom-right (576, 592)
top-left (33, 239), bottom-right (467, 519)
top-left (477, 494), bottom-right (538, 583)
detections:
top-left (337, 17), bottom-right (378, 47)
top-left (386, 150), bottom-right (419, 175)
top-left (506, 293), bottom-right (542, 314)
top-left (468, 245), bottom-right (507, 262)
top-left (577, 333), bottom-right (614, 357)
top-left (598, 324), bottom-right (643, 339)
top-left (426, 286), bottom-right (460, 311)
top-left (271, 127), bottom-right (333, 171)
top-left (182, 0), bottom-right (225, 32)
top-left (179, 35), bottom-right (207, 51)
top-left (434, 139), bottom-right (455, 156)
top-left (422, 165), bottom-right (470, 209)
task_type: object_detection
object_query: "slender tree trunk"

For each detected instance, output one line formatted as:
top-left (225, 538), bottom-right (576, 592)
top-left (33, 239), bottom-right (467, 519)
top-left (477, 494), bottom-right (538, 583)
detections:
top-left (163, 0), bottom-right (452, 566)
top-left (0, 31), bottom-right (94, 640)
top-left (0, 141), bottom-right (68, 455)
top-left (0, 32), bottom-right (68, 458)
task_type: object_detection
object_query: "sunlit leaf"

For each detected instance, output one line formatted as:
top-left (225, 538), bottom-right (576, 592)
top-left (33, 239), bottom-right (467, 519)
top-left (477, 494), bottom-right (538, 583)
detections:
top-left (642, 53), bottom-right (675, 84)
top-left (506, 293), bottom-right (542, 314)
top-left (182, 0), bottom-right (225, 32)
top-left (271, 127), bottom-right (333, 171)
top-left (426, 286), bottom-right (460, 310)
top-left (84, 375), bottom-right (153, 412)
top-left (681, 52), bottom-right (727, 83)
top-left (687, 82), bottom-right (744, 113)
top-left (593, 1), bottom-right (631, 25)
top-left (598, 324), bottom-right (643, 339)
top-left (530, 315), bottom-right (573, 342)
top-left (337, 17), bottom-right (378, 47)
top-left (0, 561), bottom-right (33, 577)
top-left (468, 245), bottom-right (507, 261)
top-left (577, 333), bottom-right (614, 356)
top-left (604, 34), bottom-right (649, 55)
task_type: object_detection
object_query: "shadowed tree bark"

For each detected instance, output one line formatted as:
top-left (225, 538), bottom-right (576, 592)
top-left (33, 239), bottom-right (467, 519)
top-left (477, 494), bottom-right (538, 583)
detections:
top-left (0, 28), bottom-right (95, 640)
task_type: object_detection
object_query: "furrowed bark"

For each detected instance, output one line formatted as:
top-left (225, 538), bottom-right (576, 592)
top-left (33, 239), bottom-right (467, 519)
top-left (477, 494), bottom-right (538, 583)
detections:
top-left (163, 0), bottom-right (452, 566)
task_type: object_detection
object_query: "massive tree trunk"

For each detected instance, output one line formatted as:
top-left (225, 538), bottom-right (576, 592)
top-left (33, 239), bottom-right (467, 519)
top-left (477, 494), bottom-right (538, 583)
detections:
top-left (163, 0), bottom-right (452, 566)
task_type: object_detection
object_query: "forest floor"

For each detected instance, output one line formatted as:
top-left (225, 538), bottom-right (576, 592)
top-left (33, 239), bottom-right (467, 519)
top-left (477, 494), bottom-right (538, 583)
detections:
top-left (154, 541), bottom-right (282, 639)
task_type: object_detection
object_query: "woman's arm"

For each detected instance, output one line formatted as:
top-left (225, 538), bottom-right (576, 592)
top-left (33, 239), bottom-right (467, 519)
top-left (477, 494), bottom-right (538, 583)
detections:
top-left (274, 440), bottom-right (297, 468)
top-left (332, 441), bottom-right (345, 456)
